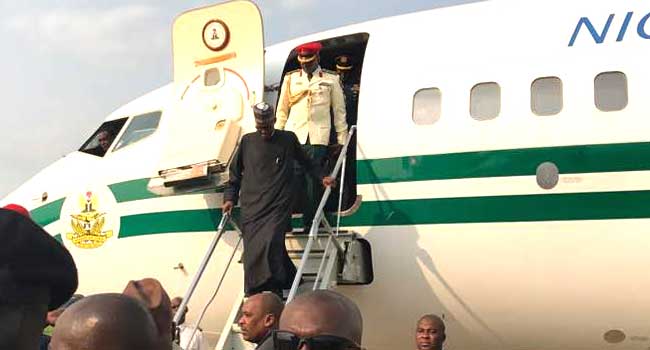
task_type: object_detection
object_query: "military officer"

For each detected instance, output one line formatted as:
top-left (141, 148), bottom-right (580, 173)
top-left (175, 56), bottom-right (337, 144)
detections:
top-left (335, 54), bottom-right (360, 126)
top-left (275, 42), bottom-right (348, 231)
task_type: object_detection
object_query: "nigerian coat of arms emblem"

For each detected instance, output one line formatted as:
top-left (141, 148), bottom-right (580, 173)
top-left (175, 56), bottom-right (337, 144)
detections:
top-left (66, 191), bottom-right (113, 249)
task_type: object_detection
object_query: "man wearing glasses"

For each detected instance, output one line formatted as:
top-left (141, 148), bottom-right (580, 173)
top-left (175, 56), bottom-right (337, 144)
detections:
top-left (276, 290), bottom-right (363, 350)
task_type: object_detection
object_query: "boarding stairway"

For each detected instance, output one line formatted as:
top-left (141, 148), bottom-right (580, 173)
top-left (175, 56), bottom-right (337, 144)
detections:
top-left (172, 126), bottom-right (373, 350)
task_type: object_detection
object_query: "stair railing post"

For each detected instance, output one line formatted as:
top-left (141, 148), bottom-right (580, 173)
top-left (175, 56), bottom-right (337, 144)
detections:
top-left (336, 153), bottom-right (347, 236)
top-left (286, 126), bottom-right (356, 302)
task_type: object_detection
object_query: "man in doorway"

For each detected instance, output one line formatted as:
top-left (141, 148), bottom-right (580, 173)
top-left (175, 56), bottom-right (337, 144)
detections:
top-left (223, 102), bottom-right (335, 296)
top-left (415, 314), bottom-right (446, 350)
top-left (275, 42), bottom-right (348, 231)
top-left (237, 292), bottom-right (284, 349)
top-left (334, 54), bottom-right (360, 127)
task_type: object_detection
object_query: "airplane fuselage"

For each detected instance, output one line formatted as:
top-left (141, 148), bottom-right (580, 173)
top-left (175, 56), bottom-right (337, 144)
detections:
top-left (3, 0), bottom-right (650, 349)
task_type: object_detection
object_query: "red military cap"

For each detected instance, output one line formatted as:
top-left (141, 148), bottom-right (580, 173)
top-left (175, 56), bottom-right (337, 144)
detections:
top-left (3, 203), bottom-right (30, 218)
top-left (296, 42), bottom-right (322, 63)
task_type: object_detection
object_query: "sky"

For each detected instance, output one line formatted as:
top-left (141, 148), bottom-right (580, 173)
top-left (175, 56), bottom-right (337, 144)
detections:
top-left (0, 0), bottom-right (476, 198)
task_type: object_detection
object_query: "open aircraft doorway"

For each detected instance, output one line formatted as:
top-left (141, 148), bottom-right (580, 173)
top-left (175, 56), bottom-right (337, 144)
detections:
top-left (276, 33), bottom-right (369, 221)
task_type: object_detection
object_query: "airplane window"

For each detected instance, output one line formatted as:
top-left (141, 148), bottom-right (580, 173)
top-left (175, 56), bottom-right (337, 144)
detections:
top-left (412, 88), bottom-right (441, 125)
top-left (595, 71), bottom-right (627, 112)
top-left (531, 77), bottom-right (563, 116)
top-left (79, 118), bottom-right (128, 157)
top-left (470, 82), bottom-right (500, 121)
top-left (113, 111), bottom-right (162, 151)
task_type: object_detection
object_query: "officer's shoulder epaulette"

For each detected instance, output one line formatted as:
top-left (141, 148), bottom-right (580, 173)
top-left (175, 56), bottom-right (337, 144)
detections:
top-left (321, 69), bottom-right (339, 76)
top-left (284, 69), bottom-right (301, 76)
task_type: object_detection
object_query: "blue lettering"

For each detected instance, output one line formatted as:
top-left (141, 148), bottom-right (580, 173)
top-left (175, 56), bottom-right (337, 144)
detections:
top-left (568, 14), bottom-right (614, 47)
top-left (616, 12), bottom-right (634, 41)
top-left (637, 12), bottom-right (650, 39)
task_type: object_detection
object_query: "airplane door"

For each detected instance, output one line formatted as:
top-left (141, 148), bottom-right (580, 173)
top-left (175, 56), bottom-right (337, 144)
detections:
top-left (150, 1), bottom-right (264, 194)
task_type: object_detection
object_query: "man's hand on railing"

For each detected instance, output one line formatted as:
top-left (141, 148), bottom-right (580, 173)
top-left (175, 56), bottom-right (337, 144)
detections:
top-left (222, 201), bottom-right (234, 215)
top-left (322, 176), bottom-right (337, 188)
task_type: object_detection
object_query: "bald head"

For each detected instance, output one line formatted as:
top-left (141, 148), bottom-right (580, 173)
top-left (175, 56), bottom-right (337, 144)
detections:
top-left (250, 292), bottom-right (284, 319)
top-left (418, 315), bottom-right (445, 330)
top-left (50, 293), bottom-right (159, 350)
top-left (280, 290), bottom-right (362, 344)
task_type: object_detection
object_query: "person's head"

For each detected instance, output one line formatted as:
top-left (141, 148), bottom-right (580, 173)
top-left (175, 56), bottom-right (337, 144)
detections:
top-left (47, 294), bottom-right (84, 326)
top-left (253, 102), bottom-right (276, 141)
top-left (238, 292), bottom-right (284, 344)
top-left (171, 296), bottom-right (187, 325)
top-left (415, 314), bottom-right (446, 350)
top-left (0, 208), bottom-right (78, 350)
top-left (296, 42), bottom-right (322, 74)
top-left (278, 290), bottom-right (362, 350)
top-left (335, 55), bottom-right (353, 81)
top-left (50, 293), bottom-right (159, 350)
top-left (97, 130), bottom-right (112, 151)
top-left (123, 278), bottom-right (173, 349)
top-left (2, 203), bottom-right (30, 218)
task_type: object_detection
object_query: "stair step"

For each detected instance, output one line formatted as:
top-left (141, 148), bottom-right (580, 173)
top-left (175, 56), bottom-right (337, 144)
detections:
top-left (287, 230), bottom-right (353, 237)
top-left (286, 248), bottom-right (325, 254)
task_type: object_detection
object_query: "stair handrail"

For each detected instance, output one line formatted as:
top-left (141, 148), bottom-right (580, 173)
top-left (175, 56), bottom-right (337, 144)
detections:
top-left (172, 212), bottom-right (241, 326)
top-left (312, 217), bottom-right (348, 290)
top-left (185, 230), bottom-right (242, 348)
top-left (286, 125), bottom-right (357, 302)
top-left (335, 149), bottom-right (347, 236)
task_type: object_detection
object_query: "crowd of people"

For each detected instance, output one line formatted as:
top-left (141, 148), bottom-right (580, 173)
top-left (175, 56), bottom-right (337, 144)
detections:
top-left (0, 201), bottom-right (447, 350)
top-left (1, 41), bottom-right (448, 350)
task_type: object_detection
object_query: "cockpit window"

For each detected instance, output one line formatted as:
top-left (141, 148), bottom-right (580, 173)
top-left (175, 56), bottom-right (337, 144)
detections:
top-left (79, 118), bottom-right (128, 157)
top-left (113, 111), bottom-right (162, 151)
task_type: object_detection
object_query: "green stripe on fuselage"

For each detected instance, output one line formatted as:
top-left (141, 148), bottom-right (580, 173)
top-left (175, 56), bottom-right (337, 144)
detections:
top-left (358, 141), bottom-right (650, 185)
top-left (116, 190), bottom-right (650, 237)
top-left (119, 209), bottom-right (223, 238)
top-left (109, 178), bottom-right (159, 203)
top-left (31, 198), bottom-right (65, 226)
top-left (340, 190), bottom-right (650, 226)
top-left (109, 178), bottom-right (224, 203)
top-left (29, 141), bottom-right (650, 235)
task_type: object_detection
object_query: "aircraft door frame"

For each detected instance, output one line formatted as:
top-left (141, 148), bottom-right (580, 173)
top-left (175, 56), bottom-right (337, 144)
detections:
top-left (150, 1), bottom-right (265, 194)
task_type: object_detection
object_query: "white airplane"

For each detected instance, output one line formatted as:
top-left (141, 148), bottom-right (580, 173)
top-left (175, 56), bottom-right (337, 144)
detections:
top-left (3, 0), bottom-right (650, 349)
